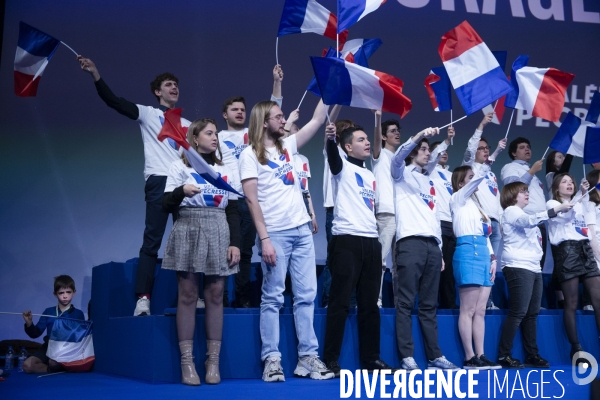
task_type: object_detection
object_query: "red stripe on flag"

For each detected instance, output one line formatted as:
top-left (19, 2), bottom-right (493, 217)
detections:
top-left (374, 71), bottom-right (412, 118)
top-left (438, 21), bottom-right (484, 62)
top-left (532, 68), bottom-right (575, 122)
top-left (495, 95), bottom-right (506, 123)
top-left (424, 73), bottom-right (441, 110)
top-left (14, 70), bottom-right (41, 97)
top-left (323, 13), bottom-right (337, 40)
top-left (59, 355), bottom-right (95, 372)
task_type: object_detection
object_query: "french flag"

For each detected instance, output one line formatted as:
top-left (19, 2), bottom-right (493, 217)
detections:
top-left (158, 109), bottom-right (244, 197)
top-left (584, 126), bottom-right (600, 164)
top-left (480, 51), bottom-right (508, 124)
top-left (14, 22), bottom-right (61, 97)
top-left (504, 55), bottom-right (574, 123)
top-left (310, 56), bottom-right (412, 118)
top-left (278, 0), bottom-right (348, 44)
top-left (337, 0), bottom-right (387, 33)
top-left (438, 21), bottom-right (513, 116)
top-left (549, 112), bottom-right (594, 159)
top-left (586, 91), bottom-right (600, 125)
top-left (424, 66), bottom-right (452, 112)
top-left (46, 319), bottom-right (95, 372)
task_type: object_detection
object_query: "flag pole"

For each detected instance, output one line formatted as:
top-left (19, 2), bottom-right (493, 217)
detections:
top-left (541, 146), bottom-right (550, 159)
top-left (276, 37), bottom-right (279, 66)
top-left (440, 115), bottom-right (467, 130)
top-left (337, 34), bottom-right (339, 57)
top-left (583, 162), bottom-right (586, 180)
top-left (450, 109), bottom-right (454, 145)
top-left (297, 90), bottom-right (308, 110)
top-left (504, 109), bottom-right (515, 139)
top-left (60, 41), bottom-right (79, 57)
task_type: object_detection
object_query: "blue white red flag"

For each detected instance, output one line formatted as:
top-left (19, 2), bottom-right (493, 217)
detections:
top-left (586, 91), bottom-right (600, 125)
top-left (504, 55), bottom-right (574, 122)
top-left (424, 67), bottom-right (452, 112)
top-left (584, 126), bottom-right (600, 164)
top-left (438, 21), bottom-right (513, 115)
top-left (14, 22), bottom-right (60, 97)
top-left (310, 56), bottom-right (412, 118)
top-left (278, 0), bottom-right (348, 44)
top-left (480, 51), bottom-right (508, 124)
top-left (337, 0), bottom-right (386, 33)
top-left (46, 318), bottom-right (94, 372)
top-left (549, 112), bottom-right (594, 158)
top-left (158, 109), bottom-right (244, 197)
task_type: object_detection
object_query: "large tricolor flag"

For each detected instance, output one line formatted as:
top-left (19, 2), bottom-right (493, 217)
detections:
top-left (480, 51), bottom-right (509, 124)
top-left (278, 0), bottom-right (348, 44)
top-left (337, 0), bottom-right (386, 33)
top-left (310, 56), bottom-right (412, 118)
top-left (46, 318), bottom-right (94, 372)
top-left (438, 21), bottom-right (513, 115)
top-left (14, 22), bottom-right (61, 97)
top-left (586, 91), bottom-right (600, 125)
top-left (424, 66), bottom-right (452, 112)
top-left (504, 55), bottom-right (574, 122)
top-left (158, 109), bottom-right (244, 197)
top-left (549, 112), bottom-right (594, 159)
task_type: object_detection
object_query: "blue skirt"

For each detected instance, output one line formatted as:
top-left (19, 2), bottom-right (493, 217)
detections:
top-left (453, 235), bottom-right (493, 287)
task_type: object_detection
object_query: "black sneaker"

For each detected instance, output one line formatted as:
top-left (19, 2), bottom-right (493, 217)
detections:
top-left (464, 356), bottom-right (488, 369)
top-left (324, 360), bottom-right (341, 378)
top-left (479, 354), bottom-right (501, 370)
top-left (362, 359), bottom-right (397, 373)
top-left (570, 345), bottom-right (591, 367)
top-left (498, 356), bottom-right (524, 369)
top-left (525, 354), bottom-right (550, 368)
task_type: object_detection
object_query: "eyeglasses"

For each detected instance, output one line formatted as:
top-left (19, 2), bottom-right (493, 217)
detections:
top-left (266, 114), bottom-right (285, 122)
top-left (477, 146), bottom-right (490, 151)
top-left (519, 189), bottom-right (529, 194)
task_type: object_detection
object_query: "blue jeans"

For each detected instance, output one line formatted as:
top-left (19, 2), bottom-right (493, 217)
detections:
top-left (257, 224), bottom-right (318, 361)
top-left (486, 220), bottom-right (502, 308)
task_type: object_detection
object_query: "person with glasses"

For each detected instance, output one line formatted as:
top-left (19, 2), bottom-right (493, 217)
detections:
top-left (496, 182), bottom-right (572, 369)
top-left (462, 113), bottom-right (507, 310)
top-left (239, 99), bottom-right (335, 382)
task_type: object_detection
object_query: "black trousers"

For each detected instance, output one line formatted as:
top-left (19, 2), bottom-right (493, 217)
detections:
top-left (497, 267), bottom-right (543, 358)
top-left (234, 200), bottom-right (257, 305)
top-left (439, 221), bottom-right (457, 309)
top-left (324, 235), bottom-right (382, 363)
top-left (135, 175), bottom-right (177, 295)
top-left (539, 224), bottom-right (548, 271)
top-left (394, 236), bottom-right (443, 361)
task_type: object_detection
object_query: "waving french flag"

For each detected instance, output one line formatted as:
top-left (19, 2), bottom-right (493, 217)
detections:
top-left (46, 319), bottom-right (95, 372)
top-left (584, 127), bottom-right (600, 164)
top-left (14, 22), bottom-right (61, 97)
top-left (438, 21), bottom-right (513, 116)
top-left (549, 112), bottom-right (594, 158)
top-left (586, 91), bottom-right (600, 125)
top-left (310, 56), bottom-right (412, 118)
top-left (278, 0), bottom-right (348, 44)
top-left (504, 55), bottom-right (574, 123)
top-left (424, 67), bottom-right (452, 112)
top-left (158, 109), bottom-right (244, 197)
top-left (338, 0), bottom-right (387, 33)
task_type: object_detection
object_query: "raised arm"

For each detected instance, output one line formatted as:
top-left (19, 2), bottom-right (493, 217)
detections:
top-left (503, 206), bottom-right (560, 229)
top-left (371, 110), bottom-right (383, 159)
top-left (453, 163), bottom-right (491, 206)
top-left (391, 127), bottom-right (439, 180)
top-left (502, 159), bottom-right (544, 185)
top-left (271, 65), bottom-right (283, 108)
top-left (426, 126), bottom-right (454, 175)
top-left (295, 99), bottom-right (328, 149)
top-left (326, 128), bottom-right (343, 175)
top-left (77, 55), bottom-right (139, 120)
top-left (462, 113), bottom-right (492, 166)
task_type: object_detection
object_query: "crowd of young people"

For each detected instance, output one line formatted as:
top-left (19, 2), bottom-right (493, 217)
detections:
top-left (74, 57), bottom-right (600, 385)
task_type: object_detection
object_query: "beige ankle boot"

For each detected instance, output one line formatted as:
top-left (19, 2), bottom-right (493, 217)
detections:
top-left (205, 340), bottom-right (221, 384)
top-left (179, 340), bottom-right (200, 386)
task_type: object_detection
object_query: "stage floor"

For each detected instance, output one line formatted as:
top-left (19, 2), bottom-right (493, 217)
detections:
top-left (1, 367), bottom-right (592, 400)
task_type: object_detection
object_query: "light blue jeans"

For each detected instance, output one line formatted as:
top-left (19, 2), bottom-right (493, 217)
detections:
top-left (257, 224), bottom-right (318, 361)
top-left (486, 220), bottom-right (502, 307)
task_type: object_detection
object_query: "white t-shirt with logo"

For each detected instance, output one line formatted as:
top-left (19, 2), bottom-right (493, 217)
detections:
top-left (472, 162), bottom-right (503, 220)
top-left (137, 105), bottom-right (190, 180)
top-left (164, 160), bottom-right (236, 208)
top-left (323, 145), bottom-right (347, 208)
top-left (431, 165), bottom-right (453, 222)
top-left (546, 199), bottom-right (596, 245)
top-left (332, 158), bottom-right (378, 237)
top-left (218, 128), bottom-right (249, 198)
top-left (294, 153), bottom-right (311, 194)
top-left (372, 148), bottom-right (395, 215)
top-left (500, 206), bottom-right (547, 272)
top-left (239, 135), bottom-right (309, 232)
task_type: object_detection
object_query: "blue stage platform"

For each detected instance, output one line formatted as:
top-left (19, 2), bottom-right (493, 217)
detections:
top-left (91, 259), bottom-right (599, 384)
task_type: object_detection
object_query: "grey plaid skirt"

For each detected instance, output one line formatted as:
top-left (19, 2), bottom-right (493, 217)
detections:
top-left (162, 207), bottom-right (238, 276)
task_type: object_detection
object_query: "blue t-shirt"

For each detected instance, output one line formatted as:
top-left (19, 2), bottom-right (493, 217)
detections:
top-left (24, 305), bottom-right (85, 343)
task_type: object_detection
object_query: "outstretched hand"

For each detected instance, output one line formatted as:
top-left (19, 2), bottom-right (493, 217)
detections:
top-left (325, 123), bottom-right (336, 141)
top-left (273, 65), bottom-right (283, 83)
top-left (478, 112), bottom-right (494, 130)
top-left (77, 55), bottom-right (100, 81)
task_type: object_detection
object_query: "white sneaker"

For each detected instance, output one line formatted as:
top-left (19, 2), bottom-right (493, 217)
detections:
top-left (294, 355), bottom-right (335, 380)
top-left (134, 296), bottom-right (150, 316)
top-left (400, 357), bottom-right (420, 371)
top-left (377, 299), bottom-right (383, 308)
top-left (263, 357), bottom-right (285, 382)
top-left (584, 305), bottom-right (594, 311)
top-left (196, 298), bottom-right (205, 308)
top-left (428, 356), bottom-right (460, 370)
top-left (486, 302), bottom-right (500, 310)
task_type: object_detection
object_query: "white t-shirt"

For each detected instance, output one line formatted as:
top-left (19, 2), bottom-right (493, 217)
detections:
top-left (501, 161), bottom-right (546, 214)
top-left (137, 105), bottom-right (190, 180)
top-left (294, 153), bottom-right (311, 194)
top-left (331, 158), bottom-right (378, 237)
top-left (431, 165), bottom-right (453, 222)
top-left (546, 199), bottom-right (595, 245)
top-left (239, 135), bottom-right (309, 232)
top-left (372, 147), bottom-right (395, 215)
top-left (472, 162), bottom-right (503, 220)
top-left (323, 145), bottom-right (347, 208)
top-left (164, 160), bottom-right (236, 208)
top-left (218, 128), bottom-right (249, 198)
top-left (500, 206), bottom-right (547, 272)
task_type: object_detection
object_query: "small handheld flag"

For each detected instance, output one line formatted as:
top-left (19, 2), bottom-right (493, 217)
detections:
top-left (424, 66), bottom-right (452, 112)
top-left (278, 0), bottom-right (348, 43)
top-left (549, 112), bottom-right (594, 158)
top-left (337, 0), bottom-right (386, 33)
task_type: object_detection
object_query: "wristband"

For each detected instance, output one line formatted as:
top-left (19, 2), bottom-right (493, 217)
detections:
top-left (260, 237), bottom-right (270, 241)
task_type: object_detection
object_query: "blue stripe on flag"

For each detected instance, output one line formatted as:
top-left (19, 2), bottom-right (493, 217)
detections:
top-left (18, 22), bottom-right (61, 59)
top-left (584, 126), bottom-right (600, 164)
top-left (549, 112), bottom-right (581, 154)
top-left (310, 57), bottom-right (353, 106)
top-left (505, 55), bottom-right (529, 109)
top-left (492, 51), bottom-right (508, 73)
top-left (338, 0), bottom-right (367, 33)
top-left (586, 91), bottom-right (600, 125)
top-left (454, 67), bottom-right (513, 115)
top-left (49, 318), bottom-right (92, 343)
top-left (431, 66), bottom-right (452, 112)
top-left (278, 0), bottom-right (308, 37)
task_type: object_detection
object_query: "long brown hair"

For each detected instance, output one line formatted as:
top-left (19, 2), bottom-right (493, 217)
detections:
top-left (551, 173), bottom-right (576, 202)
top-left (587, 170), bottom-right (600, 206)
top-left (182, 118), bottom-right (223, 167)
top-left (248, 101), bottom-right (284, 165)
